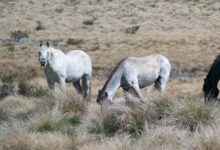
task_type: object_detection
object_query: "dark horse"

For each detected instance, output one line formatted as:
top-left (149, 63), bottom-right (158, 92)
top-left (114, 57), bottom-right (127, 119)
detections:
top-left (203, 54), bottom-right (220, 102)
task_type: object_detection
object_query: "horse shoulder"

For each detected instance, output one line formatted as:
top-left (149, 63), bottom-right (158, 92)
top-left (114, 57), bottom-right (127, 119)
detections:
top-left (48, 49), bottom-right (67, 75)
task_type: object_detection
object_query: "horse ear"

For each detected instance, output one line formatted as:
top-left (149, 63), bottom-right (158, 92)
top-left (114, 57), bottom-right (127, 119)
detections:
top-left (46, 41), bottom-right (50, 47)
top-left (104, 92), bottom-right (108, 97)
top-left (98, 90), bottom-right (101, 93)
top-left (40, 41), bottom-right (43, 47)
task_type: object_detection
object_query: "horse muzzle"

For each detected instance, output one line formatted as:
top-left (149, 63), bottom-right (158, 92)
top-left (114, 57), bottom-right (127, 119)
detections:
top-left (39, 60), bottom-right (46, 68)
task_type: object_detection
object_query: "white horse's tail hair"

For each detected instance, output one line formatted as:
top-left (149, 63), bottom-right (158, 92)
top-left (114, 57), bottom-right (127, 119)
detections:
top-left (88, 81), bottom-right (92, 101)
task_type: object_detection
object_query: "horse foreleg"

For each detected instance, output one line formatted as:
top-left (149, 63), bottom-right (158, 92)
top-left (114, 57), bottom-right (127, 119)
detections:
top-left (123, 89), bottom-right (130, 104)
top-left (132, 84), bottom-right (145, 103)
top-left (47, 79), bottom-right (55, 90)
top-left (58, 77), bottom-right (66, 91)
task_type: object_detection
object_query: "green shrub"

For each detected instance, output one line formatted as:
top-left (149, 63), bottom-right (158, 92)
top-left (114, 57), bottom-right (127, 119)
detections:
top-left (11, 30), bottom-right (29, 42)
top-left (125, 25), bottom-right (140, 34)
top-left (35, 21), bottom-right (44, 31)
top-left (83, 19), bottom-right (94, 25)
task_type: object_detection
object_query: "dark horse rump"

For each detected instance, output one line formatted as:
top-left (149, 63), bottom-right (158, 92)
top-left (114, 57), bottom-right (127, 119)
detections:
top-left (203, 54), bottom-right (220, 102)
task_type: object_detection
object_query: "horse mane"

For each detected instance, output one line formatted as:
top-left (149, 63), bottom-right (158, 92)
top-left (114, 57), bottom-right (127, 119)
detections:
top-left (101, 57), bottom-right (128, 92)
top-left (47, 47), bottom-right (65, 67)
top-left (206, 53), bottom-right (220, 84)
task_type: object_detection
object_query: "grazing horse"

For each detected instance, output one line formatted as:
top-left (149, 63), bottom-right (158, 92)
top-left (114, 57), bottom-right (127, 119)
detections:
top-left (97, 54), bottom-right (171, 104)
top-left (38, 42), bottom-right (92, 100)
top-left (203, 54), bottom-right (220, 102)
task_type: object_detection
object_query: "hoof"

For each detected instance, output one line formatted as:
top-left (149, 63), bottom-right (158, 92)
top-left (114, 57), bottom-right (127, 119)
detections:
top-left (108, 100), bottom-right (114, 105)
top-left (140, 100), bottom-right (146, 104)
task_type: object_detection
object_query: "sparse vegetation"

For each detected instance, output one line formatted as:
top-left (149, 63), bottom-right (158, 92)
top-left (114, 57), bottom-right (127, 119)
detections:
top-left (83, 19), bottom-right (94, 25)
top-left (10, 30), bottom-right (29, 42)
top-left (67, 38), bottom-right (84, 45)
top-left (125, 25), bottom-right (140, 34)
top-left (0, 75), bottom-right (15, 99)
top-left (55, 7), bottom-right (64, 13)
top-left (1, 0), bottom-right (220, 149)
top-left (35, 21), bottom-right (45, 31)
top-left (7, 44), bottom-right (15, 52)
top-left (18, 80), bottom-right (46, 97)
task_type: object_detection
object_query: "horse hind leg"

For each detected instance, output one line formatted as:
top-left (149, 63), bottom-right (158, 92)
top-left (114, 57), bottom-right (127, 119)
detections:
top-left (82, 74), bottom-right (91, 100)
top-left (73, 80), bottom-right (83, 95)
top-left (154, 76), bottom-right (168, 94)
top-left (123, 89), bottom-right (130, 104)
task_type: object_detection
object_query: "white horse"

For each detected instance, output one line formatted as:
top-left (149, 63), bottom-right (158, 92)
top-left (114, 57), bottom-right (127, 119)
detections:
top-left (97, 54), bottom-right (171, 104)
top-left (38, 42), bottom-right (92, 100)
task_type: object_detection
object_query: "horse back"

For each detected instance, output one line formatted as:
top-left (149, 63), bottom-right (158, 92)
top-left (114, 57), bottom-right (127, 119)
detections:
top-left (65, 50), bottom-right (92, 78)
top-left (122, 55), bottom-right (170, 87)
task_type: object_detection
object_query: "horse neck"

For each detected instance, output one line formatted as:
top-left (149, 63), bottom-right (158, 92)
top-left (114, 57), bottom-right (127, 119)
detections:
top-left (47, 48), bottom-right (65, 69)
top-left (102, 69), bottom-right (123, 100)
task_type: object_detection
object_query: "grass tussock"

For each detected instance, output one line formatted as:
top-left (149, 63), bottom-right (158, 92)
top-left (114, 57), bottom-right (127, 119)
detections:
top-left (169, 96), bottom-right (218, 131)
top-left (80, 135), bottom-right (132, 150)
top-left (1, 128), bottom-right (34, 150)
top-left (29, 110), bottom-right (80, 136)
top-left (192, 125), bottom-right (220, 150)
top-left (0, 75), bottom-right (15, 99)
top-left (0, 96), bottom-right (27, 109)
top-left (88, 104), bottom-right (147, 137)
top-left (18, 80), bottom-right (47, 97)
top-left (134, 126), bottom-right (188, 150)
top-left (0, 96), bottom-right (29, 121)
top-left (59, 92), bottom-right (87, 116)
top-left (0, 128), bottom-right (75, 150)
top-left (0, 107), bottom-right (9, 122)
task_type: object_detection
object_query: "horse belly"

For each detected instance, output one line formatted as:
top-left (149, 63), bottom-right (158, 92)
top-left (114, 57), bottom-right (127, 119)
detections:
top-left (137, 73), bottom-right (158, 88)
top-left (65, 66), bottom-right (84, 82)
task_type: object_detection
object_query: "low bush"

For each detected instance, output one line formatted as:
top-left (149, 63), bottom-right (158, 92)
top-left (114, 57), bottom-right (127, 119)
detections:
top-left (10, 30), bottom-right (29, 42)
top-left (83, 19), bottom-right (94, 25)
top-left (18, 80), bottom-right (46, 97)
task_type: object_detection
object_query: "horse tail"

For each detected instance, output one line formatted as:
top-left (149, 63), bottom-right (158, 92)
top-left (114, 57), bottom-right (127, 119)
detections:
top-left (88, 80), bottom-right (92, 101)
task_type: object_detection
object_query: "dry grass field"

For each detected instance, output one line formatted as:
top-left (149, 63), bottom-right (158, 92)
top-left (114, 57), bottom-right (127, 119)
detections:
top-left (1, 0), bottom-right (220, 149)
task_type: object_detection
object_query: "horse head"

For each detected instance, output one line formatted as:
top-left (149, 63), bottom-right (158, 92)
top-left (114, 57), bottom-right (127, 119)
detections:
top-left (96, 90), bottom-right (108, 104)
top-left (203, 78), bottom-right (219, 102)
top-left (38, 41), bottom-right (50, 68)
